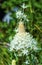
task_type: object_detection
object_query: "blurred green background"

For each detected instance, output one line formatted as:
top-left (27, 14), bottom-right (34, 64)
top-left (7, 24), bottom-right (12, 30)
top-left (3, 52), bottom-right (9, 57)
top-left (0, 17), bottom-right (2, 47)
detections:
top-left (0, 0), bottom-right (42, 65)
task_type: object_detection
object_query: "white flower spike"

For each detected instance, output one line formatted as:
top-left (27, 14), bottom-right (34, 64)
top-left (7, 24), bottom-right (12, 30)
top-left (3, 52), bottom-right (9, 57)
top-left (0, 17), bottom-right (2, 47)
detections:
top-left (10, 21), bottom-right (38, 56)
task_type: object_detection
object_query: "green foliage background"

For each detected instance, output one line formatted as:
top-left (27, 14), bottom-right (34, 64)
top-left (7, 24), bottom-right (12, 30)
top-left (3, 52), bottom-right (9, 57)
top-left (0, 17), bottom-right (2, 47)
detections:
top-left (0, 0), bottom-right (42, 65)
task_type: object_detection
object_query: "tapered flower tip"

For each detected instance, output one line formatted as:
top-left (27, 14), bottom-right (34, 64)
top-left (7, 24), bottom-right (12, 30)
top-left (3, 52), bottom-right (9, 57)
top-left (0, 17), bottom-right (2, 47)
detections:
top-left (18, 21), bottom-right (25, 33)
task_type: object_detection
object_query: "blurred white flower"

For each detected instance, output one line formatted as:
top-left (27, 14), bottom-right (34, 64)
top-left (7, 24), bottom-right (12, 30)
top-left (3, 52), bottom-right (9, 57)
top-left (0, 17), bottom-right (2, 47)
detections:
top-left (16, 10), bottom-right (29, 22)
top-left (25, 60), bottom-right (29, 64)
top-left (16, 10), bottom-right (23, 19)
top-left (22, 49), bottom-right (28, 55)
top-left (21, 3), bottom-right (28, 9)
top-left (23, 14), bottom-right (29, 22)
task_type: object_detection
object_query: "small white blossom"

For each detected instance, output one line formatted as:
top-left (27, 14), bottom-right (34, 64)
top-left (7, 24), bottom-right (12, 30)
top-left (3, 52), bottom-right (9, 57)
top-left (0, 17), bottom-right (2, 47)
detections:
top-left (25, 60), bottom-right (29, 64)
top-left (22, 50), bottom-right (28, 55)
top-left (21, 3), bottom-right (28, 9)
top-left (16, 10), bottom-right (23, 19)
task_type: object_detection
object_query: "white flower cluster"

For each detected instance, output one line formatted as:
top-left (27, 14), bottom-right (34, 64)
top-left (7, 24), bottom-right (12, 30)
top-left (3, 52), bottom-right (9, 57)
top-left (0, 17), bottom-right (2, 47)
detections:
top-left (16, 10), bottom-right (29, 22)
top-left (10, 32), bottom-right (38, 56)
top-left (15, 3), bottom-right (29, 22)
